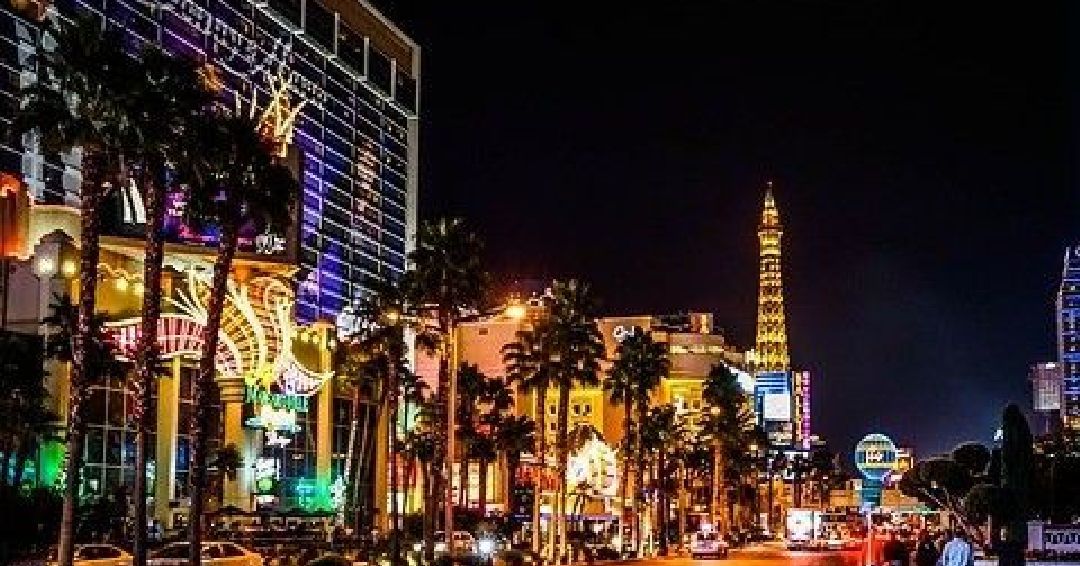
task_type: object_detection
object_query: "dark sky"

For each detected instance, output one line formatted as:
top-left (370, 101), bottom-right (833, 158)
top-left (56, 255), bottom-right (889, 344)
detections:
top-left (374, 1), bottom-right (1079, 458)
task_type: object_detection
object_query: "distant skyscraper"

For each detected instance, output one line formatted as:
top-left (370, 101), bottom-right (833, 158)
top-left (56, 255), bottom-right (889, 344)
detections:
top-left (1030, 362), bottom-right (1063, 435)
top-left (755, 183), bottom-right (790, 372)
top-left (1058, 246), bottom-right (1080, 432)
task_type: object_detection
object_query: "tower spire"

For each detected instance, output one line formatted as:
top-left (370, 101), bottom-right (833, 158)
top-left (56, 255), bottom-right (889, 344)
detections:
top-left (755, 182), bottom-right (789, 372)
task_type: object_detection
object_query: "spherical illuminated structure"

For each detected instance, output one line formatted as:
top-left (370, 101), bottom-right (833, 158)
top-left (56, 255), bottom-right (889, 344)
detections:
top-left (854, 433), bottom-right (898, 482)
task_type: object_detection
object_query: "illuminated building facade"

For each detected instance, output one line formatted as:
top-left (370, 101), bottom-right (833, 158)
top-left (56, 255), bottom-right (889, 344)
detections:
top-left (754, 184), bottom-right (789, 373)
top-left (1030, 361), bottom-right (1063, 435)
top-left (1059, 245), bottom-right (1080, 433)
top-left (413, 308), bottom-right (752, 538)
top-left (0, 0), bottom-right (419, 529)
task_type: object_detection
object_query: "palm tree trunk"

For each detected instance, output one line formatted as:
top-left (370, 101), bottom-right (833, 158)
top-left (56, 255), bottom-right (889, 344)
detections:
top-left (555, 383), bottom-right (571, 566)
top-left (133, 158), bottom-right (165, 566)
top-left (634, 404), bottom-right (646, 557)
top-left (343, 387), bottom-right (362, 527)
top-left (619, 401), bottom-right (631, 554)
top-left (189, 216), bottom-right (239, 566)
top-left (658, 449), bottom-right (668, 556)
top-left (389, 382), bottom-right (400, 565)
top-left (710, 445), bottom-right (719, 527)
top-left (58, 153), bottom-right (105, 566)
top-left (478, 456), bottom-right (488, 516)
top-left (532, 385), bottom-right (546, 556)
top-left (427, 324), bottom-right (451, 563)
top-left (458, 436), bottom-right (468, 507)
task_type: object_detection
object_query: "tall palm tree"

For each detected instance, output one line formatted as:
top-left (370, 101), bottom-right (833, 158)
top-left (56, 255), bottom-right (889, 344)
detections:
top-left (606, 329), bottom-right (667, 555)
top-left (639, 404), bottom-right (682, 555)
top-left (544, 280), bottom-right (604, 565)
top-left (123, 48), bottom-right (214, 566)
top-left (455, 363), bottom-right (487, 506)
top-left (493, 414), bottom-right (537, 526)
top-left (702, 363), bottom-right (751, 533)
top-left (181, 108), bottom-right (296, 564)
top-left (407, 217), bottom-right (486, 558)
top-left (503, 321), bottom-right (555, 555)
top-left (16, 18), bottom-right (134, 565)
top-left (473, 376), bottom-right (513, 515)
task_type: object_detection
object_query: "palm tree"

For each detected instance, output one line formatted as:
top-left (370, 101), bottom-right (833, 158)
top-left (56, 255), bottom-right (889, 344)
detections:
top-left (181, 108), bottom-right (296, 563)
top-left (338, 277), bottom-right (411, 562)
top-left (474, 376), bottom-right (513, 515)
top-left (701, 363), bottom-right (751, 533)
top-left (639, 404), bottom-right (682, 556)
top-left (16, 18), bottom-right (134, 565)
top-left (544, 280), bottom-right (604, 565)
top-left (407, 217), bottom-right (486, 558)
top-left (456, 363), bottom-right (487, 507)
top-left (503, 321), bottom-right (555, 555)
top-left (605, 329), bottom-right (667, 555)
top-left (123, 48), bottom-right (214, 566)
top-left (493, 414), bottom-right (537, 527)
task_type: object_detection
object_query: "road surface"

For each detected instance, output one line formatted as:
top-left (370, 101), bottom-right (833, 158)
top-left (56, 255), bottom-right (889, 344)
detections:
top-left (632, 546), bottom-right (863, 566)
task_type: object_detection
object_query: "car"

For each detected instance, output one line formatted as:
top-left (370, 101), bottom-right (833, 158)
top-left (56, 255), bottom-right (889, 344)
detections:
top-left (49, 544), bottom-right (133, 566)
top-left (148, 541), bottom-right (263, 566)
top-left (690, 530), bottom-right (729, 559)
top-left (433, 531), bottom-right (477, 556)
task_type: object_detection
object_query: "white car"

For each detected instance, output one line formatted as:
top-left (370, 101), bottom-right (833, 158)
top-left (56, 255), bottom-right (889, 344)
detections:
top-left (148, 542), bottom-right (263, 566)
top-left (49, 544), bottom-right (133, 566)
top-left (433, 531), bottom-right (476, 555)
top-left (690, 531), bottom-right (729, 559)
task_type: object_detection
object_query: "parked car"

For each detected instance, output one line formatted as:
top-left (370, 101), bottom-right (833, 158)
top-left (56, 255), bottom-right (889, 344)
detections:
top-left (433, 531), bottom-right (477, 556)
top-left (148, 541), bottom-right (262, 566)
top-left (690, 530), bottom-right (730, 559)
top-left (49, 544), bottom-right (133, 566)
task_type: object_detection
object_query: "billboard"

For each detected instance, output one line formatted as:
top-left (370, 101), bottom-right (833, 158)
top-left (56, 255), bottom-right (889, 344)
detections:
top-left (755, 371), bottom-right (792, 423)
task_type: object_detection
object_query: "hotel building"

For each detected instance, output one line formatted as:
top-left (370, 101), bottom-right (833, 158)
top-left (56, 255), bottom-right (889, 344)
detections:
top-left (0, 0), bottom-right (419, 529)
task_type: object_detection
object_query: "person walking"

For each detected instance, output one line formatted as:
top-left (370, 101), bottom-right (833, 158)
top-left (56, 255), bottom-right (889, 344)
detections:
top-left (883, 531), bottom-right (910, 566)
top-left (915, 532), bottom-right (940, 566)
top-left (938, 529), bottom-right (975, 566)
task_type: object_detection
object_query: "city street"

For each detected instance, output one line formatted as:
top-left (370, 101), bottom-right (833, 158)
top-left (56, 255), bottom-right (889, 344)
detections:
top-left (628, 547), bottom-right (862, 566)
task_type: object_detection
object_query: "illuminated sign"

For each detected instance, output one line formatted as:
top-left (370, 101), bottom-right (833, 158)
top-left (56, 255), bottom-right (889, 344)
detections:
top-left (107, 265), bottom-right (333, 397)
top-left (854, 433), bottom-right (898, 482)
top-left (244, 384), bottom-right (309, 413)
top-left (567, 439), bottom-right (618, 497)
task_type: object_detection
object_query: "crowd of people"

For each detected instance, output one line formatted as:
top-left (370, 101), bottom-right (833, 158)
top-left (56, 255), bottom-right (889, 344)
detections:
top-left (882, 529), bottom-right (976, 566)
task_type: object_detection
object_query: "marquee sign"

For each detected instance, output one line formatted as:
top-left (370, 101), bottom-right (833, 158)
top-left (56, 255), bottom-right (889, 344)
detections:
top-left (107, 265), bottom-right (333, 401)
top-left (567, 439), bottom-right (618, 497)
top-left (854, 433), bottom-right (898, 482)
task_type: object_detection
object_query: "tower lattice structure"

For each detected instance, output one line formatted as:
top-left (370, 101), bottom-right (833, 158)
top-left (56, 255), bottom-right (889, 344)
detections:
top-left (755, 184), bottom-right (790, 372)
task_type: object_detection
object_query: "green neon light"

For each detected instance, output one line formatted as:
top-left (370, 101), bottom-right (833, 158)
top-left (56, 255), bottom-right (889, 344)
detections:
top-left (244, 384), bottom-right (309, 412)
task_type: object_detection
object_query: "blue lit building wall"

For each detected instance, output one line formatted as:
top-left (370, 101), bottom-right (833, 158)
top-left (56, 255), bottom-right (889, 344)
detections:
top-left (1059, 245), bottom-right (1080, 432)
top-left (0, 0), bottom-right (419, 324)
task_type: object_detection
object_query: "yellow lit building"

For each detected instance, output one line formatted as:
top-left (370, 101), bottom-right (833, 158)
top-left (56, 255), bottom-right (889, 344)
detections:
top-left (417, 307), bottom-right (753, 531)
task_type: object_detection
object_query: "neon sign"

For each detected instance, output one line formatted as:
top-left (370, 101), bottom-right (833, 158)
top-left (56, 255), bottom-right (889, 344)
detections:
top-left (106, 264), bottom-right (333, 397)
top-left (244, 384), bottom-right (308, 413)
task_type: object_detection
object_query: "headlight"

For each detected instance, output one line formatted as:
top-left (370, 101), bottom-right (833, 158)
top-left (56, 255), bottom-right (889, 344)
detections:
top-left (478, 539), bottom-right (495, 555)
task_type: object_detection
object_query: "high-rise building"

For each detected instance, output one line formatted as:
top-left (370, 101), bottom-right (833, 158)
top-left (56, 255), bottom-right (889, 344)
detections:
top-left (0, 0), bottom-right (419, 527)
top-left (755, 183), bottom-right (789, 372)
top-left (1058, 246), bottom-right (1080, 431)
top-left (1030, 361), bottom-right (1063, 435)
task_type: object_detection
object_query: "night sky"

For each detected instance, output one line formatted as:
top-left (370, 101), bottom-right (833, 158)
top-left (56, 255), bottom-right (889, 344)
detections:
top-left (374, 1), bottom-right (1078, 458)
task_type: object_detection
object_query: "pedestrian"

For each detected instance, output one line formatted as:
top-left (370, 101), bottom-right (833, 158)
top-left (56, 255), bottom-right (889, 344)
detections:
top-left (915, 532), bottom-right (939, 566)
top-left (883, 531), bottom-right (909, 566)
top-left (938, 529), bottom-right (974, 566)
